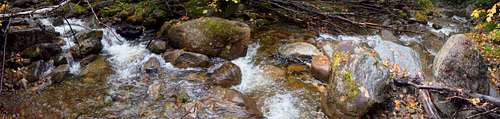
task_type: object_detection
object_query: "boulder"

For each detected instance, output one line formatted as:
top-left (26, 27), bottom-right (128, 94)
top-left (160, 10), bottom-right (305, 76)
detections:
top-left (143, 57), bottom-right (162, 74)
top-left (279, 42), bottom-right (321, 57)
top-left (80, 56), bottom-right (113, 83)
top-left (372, 36), bottom-right (422, 77)
top-left (49, 64), bottom-right (74, 83)
top-left (163, 50), bottom-right (209, 68)
top-left (147, 40), bottom-right (167, 54)
top-left (208, 61), bottom-right (242, 88)
top-left (2, 19), bottom-right (58, 52)
top-left (21, 43), bottom-right (62, 60)
top-left (167, 17), bottom-right (251, 59)
top-left (116, 23), bottom-right (143, 40)
top-left (70, 30), bottom-right (104, 58)
top-left (311, 55), bottom-right (331, 82)
top-left (431, 34), bottom-right (489, 117)
top-left (321, 40), bottom-right (390, 117)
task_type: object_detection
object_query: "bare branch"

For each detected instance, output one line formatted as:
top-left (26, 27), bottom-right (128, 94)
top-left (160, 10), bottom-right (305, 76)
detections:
top-left (0, 0), bottom-right (70, 18)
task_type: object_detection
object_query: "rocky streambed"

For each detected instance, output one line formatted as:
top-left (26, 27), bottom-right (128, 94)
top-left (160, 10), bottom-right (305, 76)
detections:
top-left (0, 3), bottom-right (495, 119)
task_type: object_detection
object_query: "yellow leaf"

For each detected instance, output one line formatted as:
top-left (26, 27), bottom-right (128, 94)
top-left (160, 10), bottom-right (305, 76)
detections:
top-left (469, 98), bottom-right (481, 106)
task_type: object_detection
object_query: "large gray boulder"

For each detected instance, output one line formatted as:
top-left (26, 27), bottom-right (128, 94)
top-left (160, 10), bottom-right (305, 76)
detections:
top-left (167, 17), bottom-right (251, 60)
top-left (431, 34), bottom-right (489, 117)
top-left (70, 30), bottom-right (104, 58)
top-left (321, 40), bottom-right (390, 117)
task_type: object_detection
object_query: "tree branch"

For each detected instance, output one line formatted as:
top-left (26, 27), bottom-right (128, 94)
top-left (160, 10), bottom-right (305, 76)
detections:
top-left (0, 0), bottom-right (70, 18)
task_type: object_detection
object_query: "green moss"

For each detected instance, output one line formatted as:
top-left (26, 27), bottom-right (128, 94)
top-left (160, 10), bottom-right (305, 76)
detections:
top-left (417, 0), bottom-right (434, 10)
top-left (342, 71), bottom-right (360, 100)
top-left (99, 2), bottom-right (131, 17)
top-left (200, 17), bottom-right (240, 39)
top-left (64, 3), bottom-right (88, 15)
top-left (415, 0), bottom-right (434, 22)
top-left (186, 0), bottom-right (211, 17)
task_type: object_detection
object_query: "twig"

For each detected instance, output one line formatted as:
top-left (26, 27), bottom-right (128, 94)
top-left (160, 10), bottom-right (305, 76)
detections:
top-left (84, 0), bottom-right (123, 43)
top-left (63, 16), bottom-right (78, 44)
top-left (1, 16), bottom-right (12, 94)
top-left (467, 107), bottom-right (498, 119)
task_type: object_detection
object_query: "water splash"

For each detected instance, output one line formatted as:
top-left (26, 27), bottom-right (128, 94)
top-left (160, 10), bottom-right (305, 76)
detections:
top-left (231, 43), bottom-right (274, 93)
top-left (50, 18), bottom-right (89, 74)
top-left (263, 92), bottom-right (300, 119)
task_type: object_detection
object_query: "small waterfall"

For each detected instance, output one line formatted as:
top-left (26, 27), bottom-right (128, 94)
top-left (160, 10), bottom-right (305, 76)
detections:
top-left (51, 18), bottom-right (89, 74)
top-left (231, 43), bottom-right (273, 93)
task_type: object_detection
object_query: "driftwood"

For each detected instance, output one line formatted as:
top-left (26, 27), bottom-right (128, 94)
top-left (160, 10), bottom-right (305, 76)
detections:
top-left (0, 0), bottom-right (69, 18)
top-left (244, 0), bottom-right (414, 34)
top-left (393, 78), bottom-right (500, 118)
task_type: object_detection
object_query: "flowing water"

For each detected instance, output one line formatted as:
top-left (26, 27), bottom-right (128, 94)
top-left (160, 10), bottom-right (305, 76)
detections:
top-left (0, 15), bottom-right (464, 118)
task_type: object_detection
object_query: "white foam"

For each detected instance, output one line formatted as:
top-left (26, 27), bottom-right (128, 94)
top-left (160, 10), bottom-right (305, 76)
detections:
top-left (263, 92), bottom-right (300, 119)
top-left (232, 43), bottom-right (273, 93)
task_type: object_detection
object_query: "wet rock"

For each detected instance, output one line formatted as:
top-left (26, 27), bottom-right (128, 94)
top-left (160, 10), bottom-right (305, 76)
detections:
top-left (148, 80), bottom-right (164, 100)
top-left (80, 54), bottom-right (98, 66)
top-left (167, 17), bottom-right (251, 59)
top-left (311, 55), bottom-right (331, 82)
top-left (203, 87), bottom-right (262, 118)
top-left (279, 42), bottom-right (321, 58)
top-left (372, 37), bottom-right (422, 77)
top-left (25, 60), bottom-right (53, 82)
top-left (2, 19), bottom-right (58, 51)
top-left (163, 50), bottom-right (209, 68)
top-left (432, 23), bottom-right (443, 29)
top-left (322, 40), bottom-right (390, 118)
top-left (81, 56), bottom-right (113, 83)
top-left (116, 24), bottom-right (143, 40)
top-left (49, 64), bottom-right (74, 83)
top-left (287, 64), bottom-right (308, 73)
top-left (263, 65), bottom-right (286, 80)
top-left (70, 30), bottom-right (103, 59)
top-left (21, 43), bottom-right (62, 60)
top-left (380, 30), bottom-right (400, 43)
top-left (208, 62), bottom-right (242, 88)
top-left (52, 17), bottom-right (64, 26)
top-left (431, 34), bottom-right (489, 117)
top-left (143, 57), bottom-right (161, 74)
top-left (147, 40), bottom-right (167, 54)
top-left (53, 54), bottom-right (67, 66)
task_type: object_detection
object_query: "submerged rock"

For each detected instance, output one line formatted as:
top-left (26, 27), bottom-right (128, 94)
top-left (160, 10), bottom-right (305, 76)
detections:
top-left (208, 61), bottom-right (242, 88)
top-left (70, 30), bottom-right (104, 59)
top-left (80, 56), bottom-right (113, 83)
top-left (147, 40), bottom-right (167, 54)
top-left (279, 42), bottom-right (321, 58)
top-left (311, 54), bottom-right (331, 82)
top-left (49, 64), bottom-right (74, 83)
top-left (322, 40), bottom-right (390, 117)
top-left (431, 34), bottom-right (489, 117)
top-left (167, 17), bottom-right (251, 59)
top-left (163, 50), bottom-right (209, 68)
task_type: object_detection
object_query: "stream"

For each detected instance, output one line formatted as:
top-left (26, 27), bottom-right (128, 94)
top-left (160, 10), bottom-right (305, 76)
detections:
top-left (0, 14), bottom-right (466, 118)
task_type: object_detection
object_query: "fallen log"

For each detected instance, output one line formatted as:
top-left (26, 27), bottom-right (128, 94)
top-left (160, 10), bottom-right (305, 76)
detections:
top-left (0, 0), bottom-right (69, 18)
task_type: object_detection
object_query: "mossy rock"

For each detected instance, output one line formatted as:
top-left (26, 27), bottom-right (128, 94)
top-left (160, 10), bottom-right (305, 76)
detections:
top-left (322, 41), bottom-right (390, 118)
top-left (167, 17), bottom-right (251, 60)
